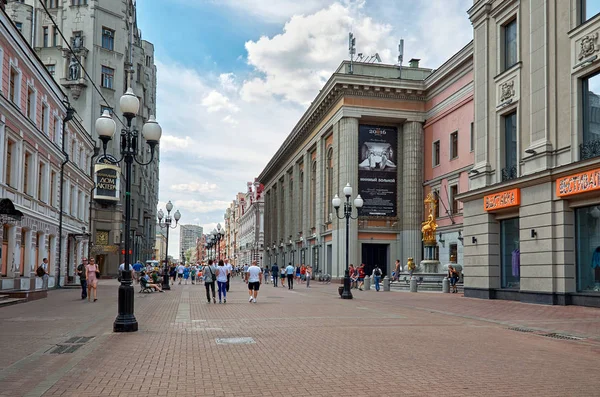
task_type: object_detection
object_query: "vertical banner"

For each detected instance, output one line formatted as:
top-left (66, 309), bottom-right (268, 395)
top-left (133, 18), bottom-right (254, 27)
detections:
top-left (358, 125), bottom-right (398, 216)
top-left (94, 155), bottom-right (121, 201)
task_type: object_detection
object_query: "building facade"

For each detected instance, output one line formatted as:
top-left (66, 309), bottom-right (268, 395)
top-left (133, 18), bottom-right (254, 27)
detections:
top-left (6, 0), bottom-right (159, 276)
top-left (237, 180), bottom-right (264, 266)
top-left (179, 224), bottom-right (202, 254)
top-left (154, 231), bottom-right (165, 263)
top-left (259, 58), bottom-right (475, 278)
top-left (0, 5), bottom-right (94, 291)
top-left (461, 0), bottom-right (600, 307)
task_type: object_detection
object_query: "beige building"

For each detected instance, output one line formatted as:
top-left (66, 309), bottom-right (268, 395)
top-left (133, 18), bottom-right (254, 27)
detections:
top-left (237, 180), bottom-right (264, 267)
top-left (461, 0), bottom-right (600, 307)
top-left (6, 0), bottom-right (159, 275)
top-left (154, 232), bottom-right (166, 263)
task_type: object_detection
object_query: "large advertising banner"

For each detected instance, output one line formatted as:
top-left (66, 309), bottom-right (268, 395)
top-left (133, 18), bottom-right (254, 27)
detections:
top-left (94, 155), bottom-right (121, 201)
top-left (358, 125), bottom-right (398, 217)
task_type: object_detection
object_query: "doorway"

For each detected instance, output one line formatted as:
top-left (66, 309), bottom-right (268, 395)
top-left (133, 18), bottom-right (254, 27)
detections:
top-left (361, 243), bottom-right (389, 277)
top-left (326, 244), bottom-right (332, 276)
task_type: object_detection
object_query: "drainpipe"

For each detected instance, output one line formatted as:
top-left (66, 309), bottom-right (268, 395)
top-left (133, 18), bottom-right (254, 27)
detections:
top-left (87, 145), bottom-right (99, 260)
top-left (56, 103), bottom-right (75, 288)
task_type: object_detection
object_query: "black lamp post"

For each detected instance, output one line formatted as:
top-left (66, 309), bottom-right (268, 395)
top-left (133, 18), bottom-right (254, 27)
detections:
top-left (157, 201), bottom-right (181, 291)
top-left (95, 88), bottom-right (162, 332)
top-left (332, 183), bottom-right (364, 300)
top-left (213, 223), bottom-right (225, 261)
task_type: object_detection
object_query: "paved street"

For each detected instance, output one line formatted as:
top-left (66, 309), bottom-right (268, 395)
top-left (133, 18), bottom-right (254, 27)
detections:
top-left (0, 278), bottom-right (598, 397)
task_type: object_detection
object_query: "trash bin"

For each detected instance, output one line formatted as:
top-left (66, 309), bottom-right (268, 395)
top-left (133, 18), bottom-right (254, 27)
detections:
top-left (383, 276), bottom-right (390, 291)
top-left (442, 277), bottom-right (450, 293)
top-left (410, 276), bottom-right (418, 292)
top-left (364, 276), bottom-right (371, 290)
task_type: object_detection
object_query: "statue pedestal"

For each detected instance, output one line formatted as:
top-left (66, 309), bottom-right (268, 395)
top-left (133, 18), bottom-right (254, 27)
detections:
top-left (420, 260), bottom-right (440, 274)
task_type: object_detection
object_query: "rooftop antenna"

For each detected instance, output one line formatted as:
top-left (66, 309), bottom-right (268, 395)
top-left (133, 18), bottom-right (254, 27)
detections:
top-left (348, 32), bottom-right (356, 74)
top-left (397, 38), bottom-right (404, 79)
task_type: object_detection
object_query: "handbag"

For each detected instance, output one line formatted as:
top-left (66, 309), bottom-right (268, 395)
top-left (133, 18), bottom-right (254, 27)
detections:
top-left (95, 265), bottom-right (100, 279)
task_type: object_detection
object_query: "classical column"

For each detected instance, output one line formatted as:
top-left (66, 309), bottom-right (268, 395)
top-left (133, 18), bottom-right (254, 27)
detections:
top-left (338, 117), bottom-right (360, 274)
top-left (401, 121), bottom-right (424, 266)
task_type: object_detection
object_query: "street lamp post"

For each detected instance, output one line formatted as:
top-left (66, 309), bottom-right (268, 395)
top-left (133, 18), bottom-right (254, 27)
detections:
top-left (157, 201), bottom-right (181, 291)
top-left (95, 88), bottom-right (162, 332)
top-left (332, 183), bottom-right (363, 300)
top-left (214, 223), bottom-right (225, 261)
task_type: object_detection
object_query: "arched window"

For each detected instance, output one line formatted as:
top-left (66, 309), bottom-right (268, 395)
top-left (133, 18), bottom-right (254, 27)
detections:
top-left (310, 161), bottom-right (317, 229)
top-left (326, 148), bottom-right (334, 220)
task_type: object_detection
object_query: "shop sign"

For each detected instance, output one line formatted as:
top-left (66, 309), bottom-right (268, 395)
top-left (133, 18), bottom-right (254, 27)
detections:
top-left (358, 125), bottom-right (398, 216)
top-left (484, 188), bottom-right (520, 211)
top-left (94, 155), bottom-right (120, 202)
top-left (556, 168), bottom-right (600, 198)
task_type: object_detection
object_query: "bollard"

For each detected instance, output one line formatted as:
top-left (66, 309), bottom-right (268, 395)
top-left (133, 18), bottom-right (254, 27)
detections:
top-left (364, 275), bottom-right (371, 290)
top-left (383, 276), bottom-right (390, 291)
top-left (442, 277), bottom-right (450, 293)
top-left (410, 276), bottom-right (418, 293)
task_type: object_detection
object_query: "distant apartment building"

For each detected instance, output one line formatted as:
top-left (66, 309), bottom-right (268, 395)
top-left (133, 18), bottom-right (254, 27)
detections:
top-left (179, 224), bottom-right (203, 254)
top-left (6, 0), bottom-right (159, 275)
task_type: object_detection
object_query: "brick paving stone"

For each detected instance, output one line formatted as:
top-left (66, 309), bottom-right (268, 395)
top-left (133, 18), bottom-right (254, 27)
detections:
top-left (0, 278), bottom-right (598, 396)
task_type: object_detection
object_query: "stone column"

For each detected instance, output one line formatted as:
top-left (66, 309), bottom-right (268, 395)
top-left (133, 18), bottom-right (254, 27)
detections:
top-left (303, 152), bottom-right (311, 239)
top-left (401, 121), bottom-right (424, 266)
top-left (338, 118), bottom-right (360, 275)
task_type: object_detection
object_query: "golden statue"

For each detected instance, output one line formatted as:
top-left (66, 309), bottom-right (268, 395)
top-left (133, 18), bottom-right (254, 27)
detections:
top-left (421, 192), bottom-right (438, 244)
top-left (407, 257), bottom-right (415, 271)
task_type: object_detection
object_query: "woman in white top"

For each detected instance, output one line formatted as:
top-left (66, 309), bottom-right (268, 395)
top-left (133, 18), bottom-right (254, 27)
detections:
top-left (216, 260), bottom-right (229, 303)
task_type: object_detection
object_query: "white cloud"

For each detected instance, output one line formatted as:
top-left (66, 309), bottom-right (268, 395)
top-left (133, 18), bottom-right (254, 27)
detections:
top-left (219, 73), bottom-right (238, 92)
top-left (213, 0), bottom-right (330, 23)
top-left (175, 199), bottom-right (233, 213)
top-left (171, 182), bottom-right (219, 194)
top-left (160, 135), bottom-right (196, 152)
top-left (201, 90), bottom-right (240, 113)
top-left (222, 115), bottom-right (238, 125)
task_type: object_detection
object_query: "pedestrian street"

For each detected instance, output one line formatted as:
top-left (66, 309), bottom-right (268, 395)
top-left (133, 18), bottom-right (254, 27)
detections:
top-left (0, 277), bottom-right (598, 397)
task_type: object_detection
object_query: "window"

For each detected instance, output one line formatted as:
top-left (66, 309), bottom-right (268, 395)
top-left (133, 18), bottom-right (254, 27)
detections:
top-left (450, 131), bottom-right (458, 159)
top-left (470, 122), bottom-right (474, 152)
top-left (45, 0), bottom-right (57, 7)
top-left (102, 28), bottom-right (114, 51)
top-left (15, 22), bottom-right (22, 32)
top-left (581, 72), bottom-right (600, 160)
top-left (326, 148), bottom-right (334, 221)
top-left (46, 64), bottom-right (55, 75)
top-left (503, 111), bottom-right (518, 181)
top-left (5, 140), bottom-right (13, 186)
top-left (71, 0), bottom-right (88, 5)
top-left (450, 185), bottom-right (458, 214)
top-left (500, 218), bottom-right (520, 289)
top-left (433, 141), bottom-right (440, 166)
top-left (310, 160), bottom-right (316, 228)
top-left (100, 105), bottom-right (113, 115)
top-left (69, 186), bottom-right (75, 215)
top-left (145, 55), bottom-right (152, 67)
top-left (581, 0), bottom-right (600, 24)
top-left (50, 170), bottom-right (56, 206)
top-left (43, 27), bottom-right (49, 47)
top-left (24, 152), bottom-right (31, 195)
top-left (9, 67), bottom-right (19, 104)
top-left (575, 205), bottom-right (600, 292)
top-left (503, 19), bottom-right (517, 70)
top-left (101, 66), bottom-right (114, 89)
top-left (27, 87), bottom-right (35, 120)
top-left (449, 244), bottom-right (457, 263)
top-left (38, 163), bottom-right (44, 201)
top-left (137, 63), bottom-right (142, 83)
top-left (433, 190), bottom-right (440, 218)
top-left (52, 27), bottom-right (58, 47)
top-left (52, 117), bottom-right (59, 143)
top-left (41, 103), bottom-right (49, 134)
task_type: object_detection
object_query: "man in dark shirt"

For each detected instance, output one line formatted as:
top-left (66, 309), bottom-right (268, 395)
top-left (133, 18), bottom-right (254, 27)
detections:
top-left (77, 258), bottom-right (88, 300)
top-left (271, 263), bottom-right (279, 287)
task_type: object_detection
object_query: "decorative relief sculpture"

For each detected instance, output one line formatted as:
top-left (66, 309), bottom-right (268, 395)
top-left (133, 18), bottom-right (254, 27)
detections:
top-left (500, 80), bottom-right (515, 102)
top-left (421, 192), bottom-right (438, 244)
top-left (579, 32), bottom-right (598, 60)
top-left (68, 56), bottom-right (80, 81)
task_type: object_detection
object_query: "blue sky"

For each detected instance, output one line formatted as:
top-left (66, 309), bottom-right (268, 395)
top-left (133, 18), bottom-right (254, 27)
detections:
top-left (136, 0), bottom-right (473, 258)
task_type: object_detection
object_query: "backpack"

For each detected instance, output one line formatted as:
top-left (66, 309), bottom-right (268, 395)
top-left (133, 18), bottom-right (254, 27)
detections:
top-left (36, 266), bottom-right (45, 277)
top-left (374, 268), bottom-right (382, 277)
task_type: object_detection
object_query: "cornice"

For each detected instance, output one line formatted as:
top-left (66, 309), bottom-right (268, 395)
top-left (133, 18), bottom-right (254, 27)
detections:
top-left (467, 0), bottom-right (492, 26)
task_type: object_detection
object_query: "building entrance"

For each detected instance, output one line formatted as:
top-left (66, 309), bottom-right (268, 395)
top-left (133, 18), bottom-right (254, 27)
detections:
top-left (361, 244), bottom-right (389, 277)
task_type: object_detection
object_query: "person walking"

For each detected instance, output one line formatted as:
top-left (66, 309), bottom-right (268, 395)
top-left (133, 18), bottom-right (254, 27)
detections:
top-left (76, 258), bottom-right (88, 300)
top-left (190, 264), bottom-right (197, 285)
top-left (448, 265), bottom-right (459, 293)
top-left (306, 265), bottom-right (312, 288)
top-left (271, 263), bottom-right (279, 287)
top-left (203, 260), bottom-right (217, 304)
top-left (86, 258), bottom-right (99, 302)
top-left (246, 261), bottom-right (262, 303)
top-left (286, 263), bottom-right (295, 290)
top-left (280, 266), bottom-right (286, 288)
top-left (263, 266), bottom-right (270, 284)
top-left (358, 264), bottom-right (366, 291)
top-left (38, 258), bottom-right (49, 289)
top-left (225, 258), bottom-right (233, 292)
top-left (132, 260), bottom-right (144, 284)
top-left (372, 264), bottom-right (382, 292)
top-left (177, 263), bottom-right (185, 285)
top-left (169, 263), bottom-right (177, 285)
top-left (216, 260), bottom-right (229, 303)
top-left (183, 265), bottom-right (190, 285)
top-left (300, 264), bottom-right (306, 284)
top-left (392, 259), bottom-right (401, 283)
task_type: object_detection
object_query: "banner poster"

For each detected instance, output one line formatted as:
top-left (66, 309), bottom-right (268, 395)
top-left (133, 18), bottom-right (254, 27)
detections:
top-left (358, 125), bottom-right (398, 217)
top-left (94, 155), bottom-right (121, 201)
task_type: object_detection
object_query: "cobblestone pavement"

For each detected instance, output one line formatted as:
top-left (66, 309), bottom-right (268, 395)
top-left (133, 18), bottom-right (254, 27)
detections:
top-left (0, 278), bottom-right (598, 397)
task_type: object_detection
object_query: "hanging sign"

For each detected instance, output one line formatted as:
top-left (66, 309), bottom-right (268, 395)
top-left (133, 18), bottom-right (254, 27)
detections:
top-left (94, 155), bottom-right (120, 201)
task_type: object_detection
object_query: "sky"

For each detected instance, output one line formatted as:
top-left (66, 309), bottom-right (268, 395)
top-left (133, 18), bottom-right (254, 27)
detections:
top-left (136, 0), bottom-right (473, 258)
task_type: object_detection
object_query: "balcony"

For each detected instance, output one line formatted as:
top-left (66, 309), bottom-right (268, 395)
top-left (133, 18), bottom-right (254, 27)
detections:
top-left (501, 164), bottom-right (517, 182)
top-left (580, 139), bottom-right (600, 161)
